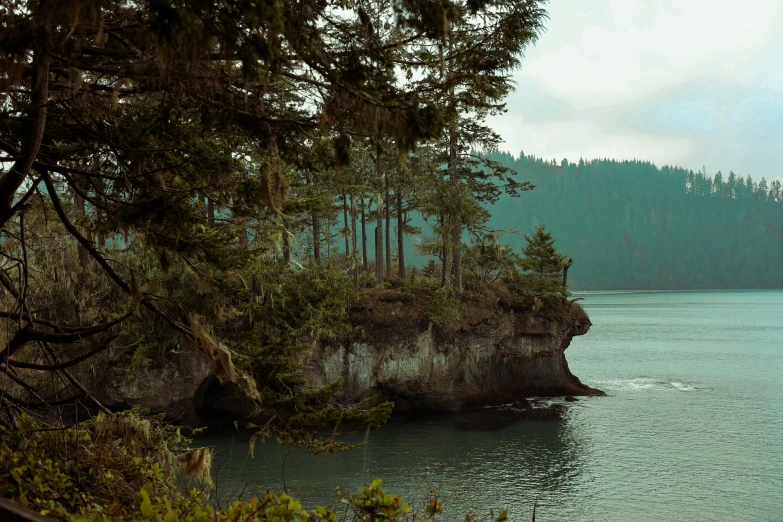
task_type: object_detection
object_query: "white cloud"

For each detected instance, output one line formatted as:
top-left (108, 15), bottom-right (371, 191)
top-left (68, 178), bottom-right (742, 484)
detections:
top-left (488, 112), bottom-right (699, 166)
top-left (496, 0), bottom-right (783, 179)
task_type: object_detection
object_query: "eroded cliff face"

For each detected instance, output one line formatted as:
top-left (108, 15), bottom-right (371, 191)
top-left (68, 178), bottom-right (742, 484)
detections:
top-left (303, 306), bottom-right (601, 412)
top-left (86, 344), bottom-right (212, 425)
top-left (86, 304), bottom-right (599, 423)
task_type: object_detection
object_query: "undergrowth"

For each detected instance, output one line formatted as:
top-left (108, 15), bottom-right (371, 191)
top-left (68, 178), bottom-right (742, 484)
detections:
top-left (0, 414), bottom-right (511, 522)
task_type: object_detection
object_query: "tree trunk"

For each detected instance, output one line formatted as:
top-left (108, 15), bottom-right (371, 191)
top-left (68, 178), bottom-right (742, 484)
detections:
top-left (94, 176), bottom-right (107, 249)
top-left (439, 214), bottom-right (449, 287)
top-left (207, 197), bottom-right (215, 227)
top-left (375, 195), bottom-right (383, 286)
top-left (343, 193), bottom-right (350, 260)
top-left (397, 192), bottom-right (405, 278)
top-left (96, 210), bottom-right (106, 250)
top-left (239, 224), bottom-right (249, 248)
top-left (361, 198), bottom-right (368, 273)
top-left (326, 219), bottom-right (332, 259)
top-left (282, 219), bottom-right (290, 264)
top-left (385, 187), bottom-right (391, 277)
top-left (448, 124), bottom-right (462, 292)
top-left (452, 228), bottom-right (462, 291)
top-left (351, 194), bottom-right (358, 292)
top-left (441, 243), bottom-right (450, 287)
top-left (0, 48), bottom-right (49, 228)
top-left (74, 191), bottom-right (91, 266)
top-left (375, 146), bottom-right (384, 286)
top-left (446, 34), bottom-right (462, 292)
top-left (312, 209), bottom-right (321, 264)
top-left (562, 258), bottom-right (572, 302)
top-left (562, 260), bottom-right (571, 289)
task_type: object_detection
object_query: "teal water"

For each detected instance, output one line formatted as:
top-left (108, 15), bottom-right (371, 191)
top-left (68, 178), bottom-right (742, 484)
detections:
top-left (200, 291), bottom-right (783, 521)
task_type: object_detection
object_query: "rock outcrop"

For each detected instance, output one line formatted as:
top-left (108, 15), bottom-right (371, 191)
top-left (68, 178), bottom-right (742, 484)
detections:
top-left (303, 305), bottom-right (601, 412)
top-left (88, 345), bottom-right (212, 426)
top-left (86, 303), bottom-right (600, 423)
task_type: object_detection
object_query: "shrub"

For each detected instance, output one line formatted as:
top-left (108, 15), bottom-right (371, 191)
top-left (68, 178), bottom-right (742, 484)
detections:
top-left (424, 288), bottom-right (461, 333)
top-left (0, 416), bottom-right (516, 522)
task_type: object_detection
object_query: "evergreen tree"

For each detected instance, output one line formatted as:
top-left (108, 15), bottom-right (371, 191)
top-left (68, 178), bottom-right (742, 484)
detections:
top-left (521, 225), bottom-right (566, 293)
top-left (407, 0), bottom-right (546, 291)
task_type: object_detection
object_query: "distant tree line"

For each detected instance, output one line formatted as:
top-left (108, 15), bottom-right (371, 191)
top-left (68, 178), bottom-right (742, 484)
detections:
top-left (483, 153), bottom-right (783, 290)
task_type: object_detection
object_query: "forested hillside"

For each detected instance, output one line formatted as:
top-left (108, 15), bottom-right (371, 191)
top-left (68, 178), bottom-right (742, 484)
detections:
top-left (484, 153), bottom-right (783, 290)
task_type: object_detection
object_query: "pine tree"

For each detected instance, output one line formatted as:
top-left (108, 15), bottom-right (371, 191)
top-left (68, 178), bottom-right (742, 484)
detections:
top-left (521, 225), bottom-right (566, 296)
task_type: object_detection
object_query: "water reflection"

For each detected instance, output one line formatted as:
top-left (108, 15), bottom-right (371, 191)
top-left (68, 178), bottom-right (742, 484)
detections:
top-left (448, 404), bottom-right (569, 431)
top-left (200, 405), bottom-right (586, 518)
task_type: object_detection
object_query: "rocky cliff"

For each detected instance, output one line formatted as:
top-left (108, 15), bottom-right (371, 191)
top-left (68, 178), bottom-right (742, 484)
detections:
top-left (87, 344), bottom-right (212, 426)
top-left (303, 304), bottom-right (601, 412)
top-left (87, 303), bottom-right (600, 424)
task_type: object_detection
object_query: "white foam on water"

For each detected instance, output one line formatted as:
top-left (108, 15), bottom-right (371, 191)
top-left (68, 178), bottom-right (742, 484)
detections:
top-left (596, 378), bottom-right (657, 391)
top-left (594, 378), bottom-right (698, 392)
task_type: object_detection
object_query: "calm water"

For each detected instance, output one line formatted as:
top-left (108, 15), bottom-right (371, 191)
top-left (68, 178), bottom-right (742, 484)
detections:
top-left (199, 291), bottom-right (783, 521)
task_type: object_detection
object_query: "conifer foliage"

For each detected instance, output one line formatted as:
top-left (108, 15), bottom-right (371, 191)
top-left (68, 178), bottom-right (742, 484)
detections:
top-left (521, 225), bottom-right (565, 280)
top-left (519, 225), bottom-right (567, 298)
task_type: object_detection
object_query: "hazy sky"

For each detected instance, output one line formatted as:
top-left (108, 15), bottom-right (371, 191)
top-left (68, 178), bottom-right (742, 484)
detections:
top-left (489, 0), bottom-right (783, 181)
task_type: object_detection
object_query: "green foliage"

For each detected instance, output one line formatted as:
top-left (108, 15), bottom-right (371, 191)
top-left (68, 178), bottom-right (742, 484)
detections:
top-left (0, 413), bottom-right (188, 519)
top-left (1, 416), bottom-right (512, 522)
top-left (117, 486), bottom-right (338, 522)
top-left (520, 225), bottom-right (567, 298)
top-left (337, 479), bottom-right (413, 521)
top-left (462, 235), bottom-right (520, 288)
top-left (453, 225), bottom-right (568, 320)
top-left (421, 260), bottom-right (441, 281)
top-left (520, 226), bottom-right (566, 280)
top-left (0, 414), bottom-right (335, 521)
top-left (501, 272), bottom-right (566, 320)
top-left (424, 288), bottom-right (462, 333)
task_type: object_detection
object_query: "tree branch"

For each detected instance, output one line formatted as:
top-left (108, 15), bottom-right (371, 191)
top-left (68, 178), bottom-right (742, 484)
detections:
top-left (0, 50), bottom-right (50, 229)
top-left (8, 335), bottom-right (118, 371)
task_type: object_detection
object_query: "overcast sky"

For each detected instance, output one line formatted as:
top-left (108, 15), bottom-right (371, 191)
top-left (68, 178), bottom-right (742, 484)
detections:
top-left (488, 0), bottom-right (783, 181)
